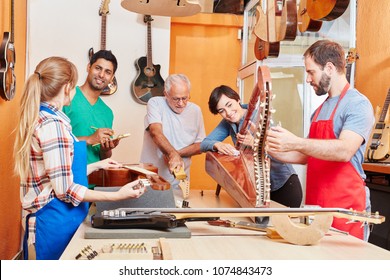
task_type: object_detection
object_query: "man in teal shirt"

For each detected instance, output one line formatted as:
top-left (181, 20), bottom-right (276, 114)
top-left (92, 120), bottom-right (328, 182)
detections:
top-left (63, 50), bottom-right (120, 188)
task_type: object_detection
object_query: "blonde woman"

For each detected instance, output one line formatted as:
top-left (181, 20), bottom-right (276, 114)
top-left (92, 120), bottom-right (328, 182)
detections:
top-left (14, 57), bottom-right (146, 260)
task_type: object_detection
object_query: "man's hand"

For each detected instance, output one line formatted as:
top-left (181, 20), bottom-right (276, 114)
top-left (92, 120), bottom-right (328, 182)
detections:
top-left (88, 128), bottom-right (114, 146)
top-left (165, 151), bottom-right (185, 174)
top-left (100, 138), bottom-right (120, 152)
top-left (266, 126), bottom-right (301, 153)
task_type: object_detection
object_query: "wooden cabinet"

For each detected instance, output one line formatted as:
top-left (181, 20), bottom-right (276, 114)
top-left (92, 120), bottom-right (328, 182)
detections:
top-left (170, 13), bottom-right (243, 189)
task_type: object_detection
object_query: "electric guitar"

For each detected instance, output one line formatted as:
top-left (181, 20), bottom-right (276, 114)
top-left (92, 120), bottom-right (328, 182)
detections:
top-left (88, 0), bottom-right (117, 95)
top-left (91, 207), bottom-right (385, 245)
top-left (132, 15), bottom-right (165, 104)
top-left (0, 0), bottom-right (16, 101)
top-left (346, 48), bottom-right (358, 84)
top-left (366, 88), bottom-right (390, 162)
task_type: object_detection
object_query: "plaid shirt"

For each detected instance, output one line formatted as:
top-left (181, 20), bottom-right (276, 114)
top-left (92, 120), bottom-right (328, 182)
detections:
top-left (22, 102), bottom-right (87, 244)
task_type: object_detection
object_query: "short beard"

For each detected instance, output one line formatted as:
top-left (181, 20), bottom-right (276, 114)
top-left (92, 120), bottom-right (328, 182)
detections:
top-left (314, 72), bottom-right (331, 96)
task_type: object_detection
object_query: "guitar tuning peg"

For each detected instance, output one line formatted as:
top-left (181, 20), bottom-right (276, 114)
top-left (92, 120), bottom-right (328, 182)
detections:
top-left (270, 109), bottom-right (276, 114)
top-left (271, 94), bottom-right (276, 100)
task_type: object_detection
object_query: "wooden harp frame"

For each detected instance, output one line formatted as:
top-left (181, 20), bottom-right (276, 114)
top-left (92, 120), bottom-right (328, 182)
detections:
top-left (205, 66), bottom-right (273, 208)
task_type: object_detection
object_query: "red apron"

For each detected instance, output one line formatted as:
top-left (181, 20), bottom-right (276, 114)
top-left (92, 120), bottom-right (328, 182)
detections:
top-left (306, 84), bottom-right (365, 240)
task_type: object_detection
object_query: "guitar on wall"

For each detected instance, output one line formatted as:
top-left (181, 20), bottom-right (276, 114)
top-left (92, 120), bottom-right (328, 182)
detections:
top-left (346, 48), bottom-right (359, 84)
top-left (0, 0), bottom-right (16, 101)
top-left (253, 0), bottom-right (297, 60)
top-left (132, 15), bottom-right (164, 105)
top-left (297, 0), bottom-right (322, 33)
top-left (88, 0), bottom-right (117, 95)
top-left (366, 88), bottom-right (390, 162)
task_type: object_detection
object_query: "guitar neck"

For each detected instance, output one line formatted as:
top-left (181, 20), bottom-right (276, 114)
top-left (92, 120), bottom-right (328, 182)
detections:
top-left (114, 207), bottom-right (385, 224)
top-left (101, 14), bottom-right (107, 50)
top-left (10, 0), bottom-right (14, 43)
top-left (378, 89), bottom-right (390, 123)
top-left (146, 17), bottom-right (153, 68)
top-left (346, 64), bottom-right (352, 83)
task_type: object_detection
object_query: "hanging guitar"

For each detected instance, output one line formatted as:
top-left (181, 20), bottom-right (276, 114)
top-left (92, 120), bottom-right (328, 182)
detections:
top-left (132, 15), bottom-right (165, 105)
top-left (366, 88), bottom-right (390, 162)
top-left (254, 37), bottom-right (280, 61)
top-left (307, 0), bottom-right (350, 21)
top-left (297, 0), bottom-right (322, 33)
top-left (88, 0), bottom-right (117, 95)
top-left (0, 0), bottom-right (16, 101)
top-left (346, 48), bottom-right (358, 84)
top-left (254, 0), bottom-right (288, 43)
top-left (253, 1), bottom-right (280, 60)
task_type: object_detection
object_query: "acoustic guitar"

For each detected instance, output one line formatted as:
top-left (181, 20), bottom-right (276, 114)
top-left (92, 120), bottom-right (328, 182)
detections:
top-left (297, 0), bottom-right (322, 32)
top-left (0, 0), bottom-right (16, 101)
top-left (254, 37), bottom-right (280, 61)
top-left (284, 0), bottom-right (298, 41)
top-left (366, 88), bottom-right (390, 162)
top-left (88, 0), bottom-right (118, 95)
top-left (306, 0), bottom-right (350, 21)
top-left (88, 163), bottom-right (170, 191)
top-left (132, 15), bottom-right (165, 105)
top-left (254, 0), bottom-right (287, 43)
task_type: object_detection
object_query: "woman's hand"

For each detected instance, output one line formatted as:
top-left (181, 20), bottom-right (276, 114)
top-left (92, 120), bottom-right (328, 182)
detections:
top-left (236, 131), bottom-right (254, 148)
top-left (214, 142), bottom-right (240, 156)
top-left (118, 179), bottom-right (147, 199)
top-left (87, 158), bottom-right (122, 175)
top-left (96, 158), bottom-right (122, 169)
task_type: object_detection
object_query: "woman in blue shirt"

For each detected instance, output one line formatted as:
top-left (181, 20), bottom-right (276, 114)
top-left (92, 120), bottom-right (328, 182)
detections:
top-left (200, 85), bottom-right (302, 208)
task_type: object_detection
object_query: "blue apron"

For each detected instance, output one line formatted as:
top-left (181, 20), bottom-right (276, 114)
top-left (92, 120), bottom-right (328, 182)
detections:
top-left (23, 106), bottom-right (89, 260)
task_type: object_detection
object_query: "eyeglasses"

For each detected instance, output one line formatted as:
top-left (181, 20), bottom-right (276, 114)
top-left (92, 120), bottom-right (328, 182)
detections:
top-left (169, 96), bottom-right (190, 103)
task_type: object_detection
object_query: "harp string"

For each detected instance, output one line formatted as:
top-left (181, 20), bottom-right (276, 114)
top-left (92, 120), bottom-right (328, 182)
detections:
top-left (237, 66), bottom-right (272, 207)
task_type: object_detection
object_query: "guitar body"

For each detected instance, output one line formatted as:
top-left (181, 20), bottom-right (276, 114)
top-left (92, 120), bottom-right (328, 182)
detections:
top-left (133, 56), bottom-right (165, 104)
top-left (0, 31), bottom-right (16, 101)
top-left (298, 0), bottom-right (322, 32)
top-left (254, 37), bottom-right (280, 60)
top-left (366, 124), bottom-right (390, 162)
top-left (254, 0), bottom-right (287, 43)
top-left (366, 89), bottom-right (390, 162)
top-left (284, 0), bottom-right (297, 41)
top-left (307, 0), bottom-right (350, 21)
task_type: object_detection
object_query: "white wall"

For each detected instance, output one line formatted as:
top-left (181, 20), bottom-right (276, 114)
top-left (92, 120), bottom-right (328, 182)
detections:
top-left (26, 0), bottom-right (171, 163)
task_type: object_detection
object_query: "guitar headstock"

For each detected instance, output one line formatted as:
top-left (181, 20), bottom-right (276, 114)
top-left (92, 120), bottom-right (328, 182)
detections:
top-left (337, 209), bottom-right (385, 224)
top-left (99, 0), bottom-right (111, 16)
top-left (144, 15), bottom-right (154, 23)
top-left (346, 48), bottom-right (359, 65)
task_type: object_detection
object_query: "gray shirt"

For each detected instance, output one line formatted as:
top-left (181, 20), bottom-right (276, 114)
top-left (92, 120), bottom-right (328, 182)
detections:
top-left (312, 88), bottom-right (375, 179)
top-left (140, 97), bottom-right (206, 188)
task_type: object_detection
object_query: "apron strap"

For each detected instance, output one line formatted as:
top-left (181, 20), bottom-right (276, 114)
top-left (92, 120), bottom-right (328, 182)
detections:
top-left (23, 212), bottom-right (36, 260)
